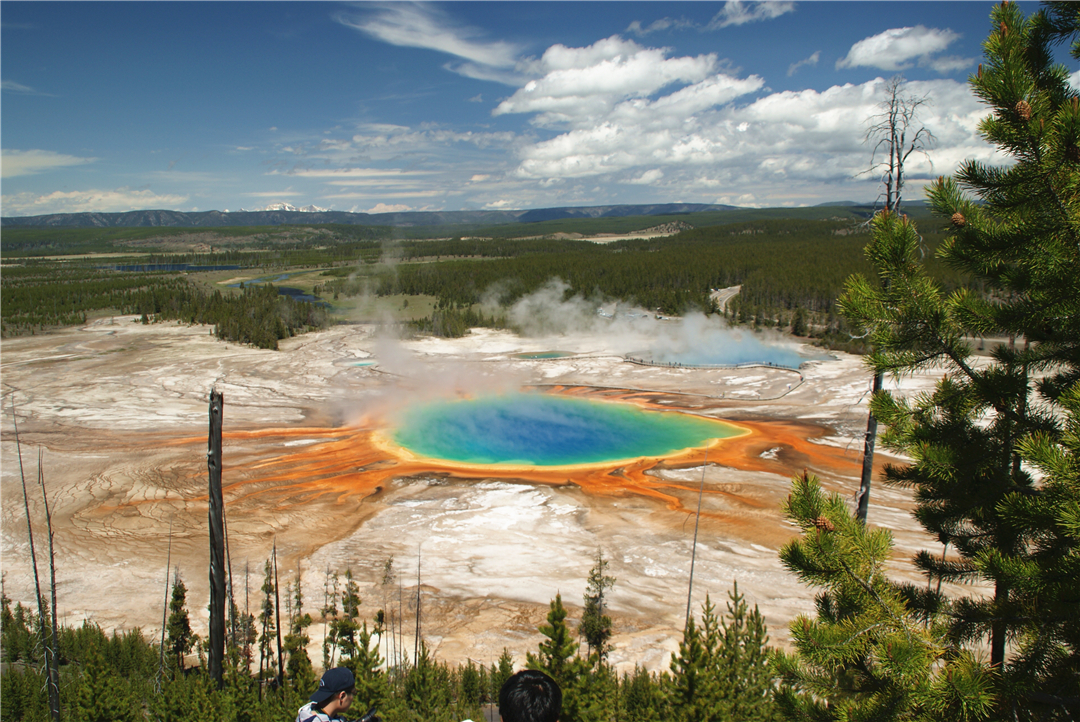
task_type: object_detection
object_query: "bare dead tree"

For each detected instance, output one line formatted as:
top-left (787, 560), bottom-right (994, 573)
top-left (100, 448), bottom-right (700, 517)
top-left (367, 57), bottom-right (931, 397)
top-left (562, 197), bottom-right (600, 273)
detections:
top-left (684, 448), bottom-right (708, 630)
top-left (244, 561), bottom-right (252, 674)
top-left (865, 75), bottom-right (936, 215)
top-left (414, 545), bottom-right (422, 664)
top-left (36, 449), bottom-right (61, 722)
top-left (398, 575), bottom-right (404, 672)
top-left (856, 76), bottom-right (935, 524)
top-left (157, 520), bottom-right (173, 692)
top-left (207, 389), bottom-right (226, 686)
top-left (12, 404), bottom-right (60, 722)
top-left (224, 514), bottom-right (236, 657)
top-left (273, 540), bottom-right (284, 687)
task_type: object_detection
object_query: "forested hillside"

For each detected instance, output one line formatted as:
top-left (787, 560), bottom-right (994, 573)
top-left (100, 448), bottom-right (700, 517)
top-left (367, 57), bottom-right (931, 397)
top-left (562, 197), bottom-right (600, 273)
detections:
top-left (320, 218), bottom-right (962, 347)
top-left (0, 264), bottom-right (328, 349)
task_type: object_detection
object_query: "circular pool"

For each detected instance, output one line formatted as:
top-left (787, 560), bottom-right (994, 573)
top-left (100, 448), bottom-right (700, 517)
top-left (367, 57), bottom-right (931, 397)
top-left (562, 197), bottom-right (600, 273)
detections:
top-left (392, 393), bottom-right (742, 467)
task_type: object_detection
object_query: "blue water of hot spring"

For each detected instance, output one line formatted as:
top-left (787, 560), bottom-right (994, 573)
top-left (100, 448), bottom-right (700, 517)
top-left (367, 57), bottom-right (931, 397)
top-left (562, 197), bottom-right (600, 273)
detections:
top-left (392, 393), bottom-right (741, 466)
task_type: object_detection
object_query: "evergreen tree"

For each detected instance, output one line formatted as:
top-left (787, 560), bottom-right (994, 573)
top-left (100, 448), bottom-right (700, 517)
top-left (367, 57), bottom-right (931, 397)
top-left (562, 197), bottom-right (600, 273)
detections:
top-left (258, 559), bottom-right (276, 691)
top-left (457, 659), bottom-right (484, 721)
top-left (527, 593), bottom-right (579, 687)
top-left (620, 666), bottom-right (664, 722)
top-left (283, 577), bottom-right (315, 695)
top-left (333, 568), bottom-right (362, 663)
top-left (166, 568), bottom-right (195, 673)
top-left (668, 613), bottom-right (714, 722)
top-left (404, 641), bottom-right (453, 720)
top-left (713, 584), bottom-right (781, 722)
top-left (0, 656), bottom-right (48, 722)
top-left (838, 3), bottom-right (1080, 717)
top-left (579, 549), bottom-right (616, 664)
top-left (561, 660), bottom-right (617, 722)
top-left (69, 644), bottom-right (139, 722)
top-left (774, 472), bottom-right (995, 721)
top-left (491, 648), bottom-right (515, 703)
top-left (321, 566), bottom-right (340, 669)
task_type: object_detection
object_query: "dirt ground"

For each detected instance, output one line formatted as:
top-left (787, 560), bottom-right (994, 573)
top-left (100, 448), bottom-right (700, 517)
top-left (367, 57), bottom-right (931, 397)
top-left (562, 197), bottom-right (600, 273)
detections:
top-left (0, 316), bottom-right (959, 675)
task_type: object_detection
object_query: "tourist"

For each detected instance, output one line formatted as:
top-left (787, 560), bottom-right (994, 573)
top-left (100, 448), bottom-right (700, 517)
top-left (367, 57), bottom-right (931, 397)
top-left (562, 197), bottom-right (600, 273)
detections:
top-left (297, 667), bottom-right (364, 722)
top-left (499, 670), bottom-right (562, 722)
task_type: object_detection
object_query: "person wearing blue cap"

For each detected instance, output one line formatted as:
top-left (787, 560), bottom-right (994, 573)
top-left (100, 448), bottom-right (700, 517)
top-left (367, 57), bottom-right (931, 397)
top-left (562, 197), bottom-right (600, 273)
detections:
top-left (296, 667), bottom-right (357, 722)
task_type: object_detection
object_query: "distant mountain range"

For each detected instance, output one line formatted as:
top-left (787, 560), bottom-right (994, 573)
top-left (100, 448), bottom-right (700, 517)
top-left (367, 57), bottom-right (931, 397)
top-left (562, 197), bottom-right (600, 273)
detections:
top-left (1, 203), bottom-right (749, 229)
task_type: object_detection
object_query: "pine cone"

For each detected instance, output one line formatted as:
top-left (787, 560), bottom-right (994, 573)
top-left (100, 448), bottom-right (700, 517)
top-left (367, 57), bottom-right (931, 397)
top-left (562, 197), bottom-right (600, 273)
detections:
top-left (1066, 144), bottom-right (1080, 163)
top-left (1015, 100), bottom-right (1032, 121)
top-left (813, 516), bottom-right (835, 532)
top-left (951, 212), bottom-right (966, 228)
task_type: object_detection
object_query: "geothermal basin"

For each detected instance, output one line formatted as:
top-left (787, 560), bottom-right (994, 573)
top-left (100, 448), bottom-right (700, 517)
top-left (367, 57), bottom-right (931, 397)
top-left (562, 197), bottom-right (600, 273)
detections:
top-left (0, 318), bottom-right (955, 674)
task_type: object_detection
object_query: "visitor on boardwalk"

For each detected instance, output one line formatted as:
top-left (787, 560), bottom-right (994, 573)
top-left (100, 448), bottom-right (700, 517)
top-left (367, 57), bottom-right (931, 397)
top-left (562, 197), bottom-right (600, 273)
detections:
top-left (296, 667), bottom-right (359, 722)
top-left (499, 670), bottom-right (562, 722)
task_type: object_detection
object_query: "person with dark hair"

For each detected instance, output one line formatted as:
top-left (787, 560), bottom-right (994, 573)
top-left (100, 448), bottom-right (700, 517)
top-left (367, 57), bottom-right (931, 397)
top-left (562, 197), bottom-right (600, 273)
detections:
top-left (296, 667), bottom-right (357, 722)
top-left (499, 669), bottom-right (562, 722)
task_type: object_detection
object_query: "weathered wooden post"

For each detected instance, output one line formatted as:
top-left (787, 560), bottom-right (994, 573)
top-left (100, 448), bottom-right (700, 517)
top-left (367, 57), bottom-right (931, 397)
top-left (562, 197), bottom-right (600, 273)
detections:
top-left (208, 389), bottom-right (226, 686)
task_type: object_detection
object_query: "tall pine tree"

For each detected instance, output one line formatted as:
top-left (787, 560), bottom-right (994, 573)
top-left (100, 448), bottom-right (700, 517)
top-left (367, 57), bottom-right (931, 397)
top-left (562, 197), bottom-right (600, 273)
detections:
top-left (579, 549), bottom-right (616, 664)
top-left (166, 568), bottom-right (195, 673)
top-left (838, 2), bottom-right (1079, 718)
top-left (527, 593), bottom-right (579, 687)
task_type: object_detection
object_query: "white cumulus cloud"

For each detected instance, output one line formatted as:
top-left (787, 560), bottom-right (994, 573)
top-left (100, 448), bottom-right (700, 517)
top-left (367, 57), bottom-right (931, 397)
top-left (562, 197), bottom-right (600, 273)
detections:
top-left (365, 203), bottom-right (412, 213)
top-left (627, 169), bottom-right (664, 185)
top-left (837, 26), bottom-right (972, 74)
top-left (502, 67), bottom-right (998, 206)
top-left (494, 37), bottom-right (726, 127)
top-left (2, 149), bottom-right (96, 178)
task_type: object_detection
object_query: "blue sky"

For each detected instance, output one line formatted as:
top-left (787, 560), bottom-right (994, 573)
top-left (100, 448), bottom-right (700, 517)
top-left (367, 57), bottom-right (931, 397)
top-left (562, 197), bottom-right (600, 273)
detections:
top-left (2, 1), bottom-right (1076, 216)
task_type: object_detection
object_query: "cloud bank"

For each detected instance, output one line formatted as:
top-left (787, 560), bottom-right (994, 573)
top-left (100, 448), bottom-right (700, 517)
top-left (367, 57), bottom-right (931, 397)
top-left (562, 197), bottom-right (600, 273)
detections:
top-left (488, 30), bottom-right (993, 205)
top-left (2, 149), bottom-right (96, 178)
top-left (2, 187), bottom-right (190, 216)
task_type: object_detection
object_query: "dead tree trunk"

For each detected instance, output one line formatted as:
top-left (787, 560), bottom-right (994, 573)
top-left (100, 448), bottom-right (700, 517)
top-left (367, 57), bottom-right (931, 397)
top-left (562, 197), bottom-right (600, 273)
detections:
top-left (12, 406), bottom-right (60, 722)
top-left (273, 541), bottom-right (284, 687)
top-left (37, 452), bottom-right (62, 722)
top-left (207, 389), bottom-right (226, 686)
top-left (158, 521), bottom-right (173, 691)
top-left (857, 76), bottom-right (934, 524)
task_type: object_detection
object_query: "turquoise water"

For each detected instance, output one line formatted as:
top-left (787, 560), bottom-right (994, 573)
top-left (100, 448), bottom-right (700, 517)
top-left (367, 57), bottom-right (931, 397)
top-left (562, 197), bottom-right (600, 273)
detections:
top-left (392, 393), bottom-right (739, 466)
top-left (645, 337), bottom-right (805, 368)
top-left (514, 351), bottom-right (572, 360)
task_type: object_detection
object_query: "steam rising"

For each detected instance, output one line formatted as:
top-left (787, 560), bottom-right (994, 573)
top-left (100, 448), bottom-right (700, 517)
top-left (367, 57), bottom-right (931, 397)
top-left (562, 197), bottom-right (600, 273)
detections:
top-left (503, 279), bottom-right (809, 366)
top-left (341, 278), bottom-right (810, 427)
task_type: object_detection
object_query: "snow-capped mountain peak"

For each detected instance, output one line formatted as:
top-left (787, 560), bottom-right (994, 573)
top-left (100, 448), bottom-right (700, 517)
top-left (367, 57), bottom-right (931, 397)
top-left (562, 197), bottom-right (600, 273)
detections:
top-left (239, 202), bottom-right (331, 213)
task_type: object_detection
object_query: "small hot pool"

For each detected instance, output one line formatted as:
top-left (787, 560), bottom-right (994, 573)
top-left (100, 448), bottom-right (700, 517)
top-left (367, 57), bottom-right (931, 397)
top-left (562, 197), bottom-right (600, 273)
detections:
top-left (514, 351), bottom-right (573, 360)
top-left (392, 393), bottom-right (741, 466)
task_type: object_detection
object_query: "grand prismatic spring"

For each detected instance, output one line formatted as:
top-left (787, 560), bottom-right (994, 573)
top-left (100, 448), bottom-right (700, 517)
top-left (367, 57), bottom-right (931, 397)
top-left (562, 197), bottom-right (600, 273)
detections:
top-left (391, 393), bottom-right (745, 467)
top-left (222, 382), bottom-right (866, 519)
